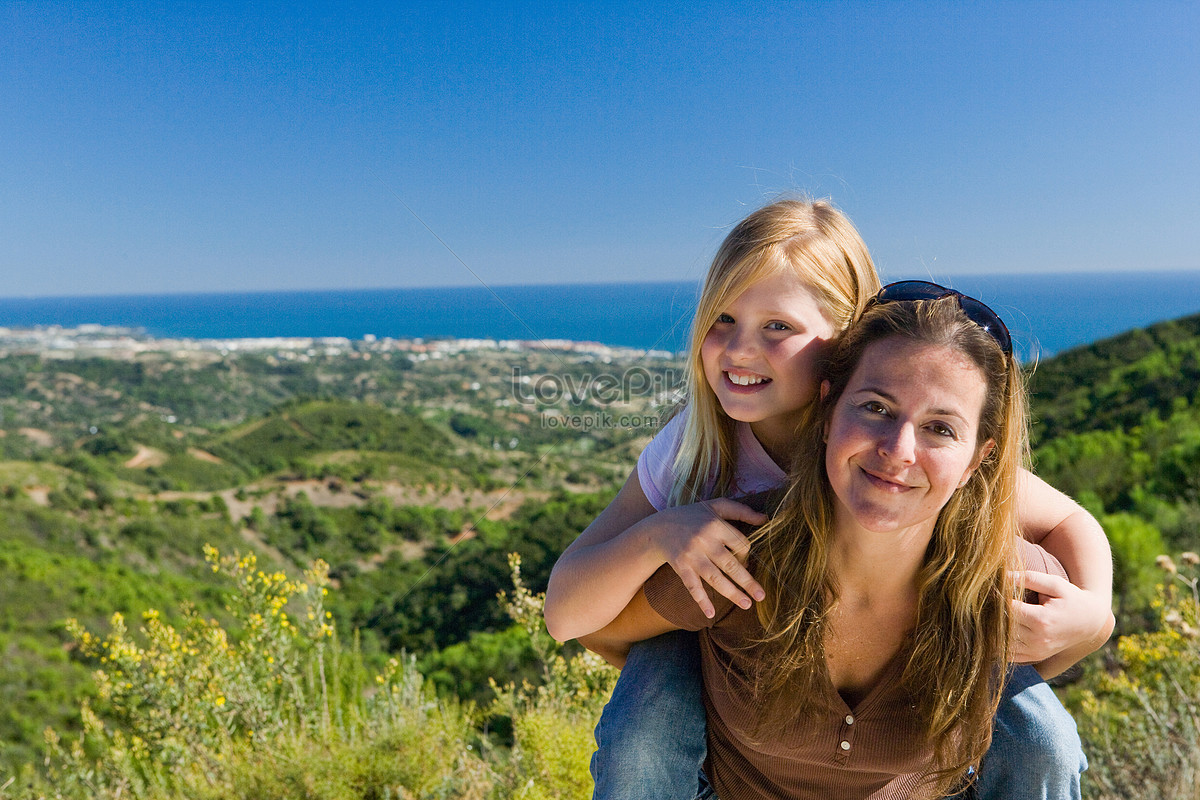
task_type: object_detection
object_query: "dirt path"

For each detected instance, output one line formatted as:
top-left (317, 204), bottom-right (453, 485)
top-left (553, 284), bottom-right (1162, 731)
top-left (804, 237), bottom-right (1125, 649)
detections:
top-left (124, 445), bottom-right (167, 468)
top-left (18, 428), bottom-right (54, 448)
top-left (187, 447), bottom-right (224, 464)
top-left (24, 485), bottom-right (51, 505)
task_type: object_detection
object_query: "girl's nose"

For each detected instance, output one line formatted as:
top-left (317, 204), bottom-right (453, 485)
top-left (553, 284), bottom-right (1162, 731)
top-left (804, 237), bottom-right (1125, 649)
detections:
top-left (878, 423), bottom-right (917, 464)
top-left (726, 325), bottom-right (758, 360)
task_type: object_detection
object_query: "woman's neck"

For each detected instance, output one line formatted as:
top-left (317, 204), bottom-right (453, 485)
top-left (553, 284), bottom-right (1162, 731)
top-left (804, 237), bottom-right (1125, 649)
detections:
top-left (821, 517), bottom-right (931, 705)
top-left (827, 516), bottom-right (934, 606)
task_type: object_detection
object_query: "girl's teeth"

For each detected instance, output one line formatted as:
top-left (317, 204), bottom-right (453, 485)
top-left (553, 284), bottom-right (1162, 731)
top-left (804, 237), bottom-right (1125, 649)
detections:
top-left (728, 373), bottom-right (766, 386)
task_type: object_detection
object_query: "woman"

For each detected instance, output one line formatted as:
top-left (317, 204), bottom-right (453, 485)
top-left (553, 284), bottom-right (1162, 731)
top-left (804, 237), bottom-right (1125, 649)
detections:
top-left (572, 285), bottom-right (1065, 798)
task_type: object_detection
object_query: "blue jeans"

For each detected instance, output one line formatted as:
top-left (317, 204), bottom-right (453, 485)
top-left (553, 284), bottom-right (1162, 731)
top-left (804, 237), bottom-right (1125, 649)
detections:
top-left (591, 630), bottom-right (709, 800)
top-left (590, 633), bottom-right (1086, 800)
top-left (967, 664), bottom-right (1087, 800)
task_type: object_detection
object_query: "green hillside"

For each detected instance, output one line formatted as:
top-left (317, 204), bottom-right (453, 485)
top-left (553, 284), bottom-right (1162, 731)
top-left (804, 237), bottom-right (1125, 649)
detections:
top-left (0, 344), bottom-right (649, 780)
top-left (1, 326), bottom-right (1198, 798)
top-left (1029, 312), bottom-right (1200, 443)
top-left (1029, 312), bottom-right (1200, 551)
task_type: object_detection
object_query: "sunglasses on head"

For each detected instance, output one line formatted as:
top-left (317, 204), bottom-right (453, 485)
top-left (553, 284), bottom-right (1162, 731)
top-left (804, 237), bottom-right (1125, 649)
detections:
top-left (867, 280), bottom-right (1013, 356)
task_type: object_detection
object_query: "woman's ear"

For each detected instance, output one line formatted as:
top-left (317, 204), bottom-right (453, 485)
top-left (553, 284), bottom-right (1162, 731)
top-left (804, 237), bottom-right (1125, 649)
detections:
top-left (819, 380), bottom-right (831, 401)
top-left (959, 439), bottom-right (996, 487)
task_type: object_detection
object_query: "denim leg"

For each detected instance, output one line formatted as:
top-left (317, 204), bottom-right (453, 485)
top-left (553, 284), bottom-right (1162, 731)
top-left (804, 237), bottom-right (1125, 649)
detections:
top-left (962, 665), bottom-right (1087, 800)
top-left (694, 769), bottom-right (720, 800)
top-left (590, 630), bottom-right (708, 800)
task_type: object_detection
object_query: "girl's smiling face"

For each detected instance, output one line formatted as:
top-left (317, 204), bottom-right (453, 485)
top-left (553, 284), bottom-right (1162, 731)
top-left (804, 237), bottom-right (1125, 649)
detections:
top-left (701, 273), bottom-right (836, 452)
top-left (823, 336), bottom-right (994, 538)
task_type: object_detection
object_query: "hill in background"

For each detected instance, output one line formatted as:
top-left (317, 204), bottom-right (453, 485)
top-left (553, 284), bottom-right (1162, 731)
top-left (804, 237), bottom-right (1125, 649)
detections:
top-left (0, 318), bottom-right (1197, 795)
top-left (1029, 311), bottom-right (1200, 552)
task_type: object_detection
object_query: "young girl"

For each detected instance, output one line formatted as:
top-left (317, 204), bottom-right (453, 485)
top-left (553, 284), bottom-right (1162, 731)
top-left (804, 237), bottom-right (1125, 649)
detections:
top-left (543, 199), bottom-right (1113, 798)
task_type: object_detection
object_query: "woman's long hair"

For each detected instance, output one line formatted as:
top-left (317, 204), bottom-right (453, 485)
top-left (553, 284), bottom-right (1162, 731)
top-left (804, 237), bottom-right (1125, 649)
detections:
top-left (750, 297), bottom-right (1028, 797)
top-left (667, 197), bottom-right (881, 506)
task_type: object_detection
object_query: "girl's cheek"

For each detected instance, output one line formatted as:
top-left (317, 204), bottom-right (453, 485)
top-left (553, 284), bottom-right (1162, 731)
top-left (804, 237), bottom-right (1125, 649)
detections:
top-left (700, 337), bottom-right (726, 382)
top-left (774, 334), bottom-right (819, 356)
top-left (701, 327), bottom-right (727, 353)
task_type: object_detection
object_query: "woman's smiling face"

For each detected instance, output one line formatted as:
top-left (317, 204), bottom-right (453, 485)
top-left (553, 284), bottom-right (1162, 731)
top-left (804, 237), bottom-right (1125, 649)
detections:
top-left (823, 335), bottom-right (994, 538)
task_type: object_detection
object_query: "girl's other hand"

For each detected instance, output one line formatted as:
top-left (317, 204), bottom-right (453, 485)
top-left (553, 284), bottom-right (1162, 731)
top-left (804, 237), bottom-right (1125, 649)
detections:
top-left (1008, 570), bottom-right (1111, 665)
top-left (651, 498), bottom-right (768, 618)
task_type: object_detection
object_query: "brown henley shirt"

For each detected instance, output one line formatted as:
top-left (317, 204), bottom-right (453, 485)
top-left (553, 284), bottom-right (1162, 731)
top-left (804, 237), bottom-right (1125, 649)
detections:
top-left (643, 538), bottom-right (1066, 800)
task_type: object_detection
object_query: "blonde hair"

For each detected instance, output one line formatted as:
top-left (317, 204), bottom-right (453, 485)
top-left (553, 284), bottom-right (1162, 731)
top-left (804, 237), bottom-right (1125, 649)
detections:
top-left (749, 297), bottom-right (1028, 797)
top-left (667, 198), bottom-right (881, 506)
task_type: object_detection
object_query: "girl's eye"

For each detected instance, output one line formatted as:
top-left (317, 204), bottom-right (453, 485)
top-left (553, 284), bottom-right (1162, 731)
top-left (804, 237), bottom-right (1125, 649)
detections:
top-left (765, 321), bottom-right (791, 332)
top-left (715, 313), bottom-right (734, 324)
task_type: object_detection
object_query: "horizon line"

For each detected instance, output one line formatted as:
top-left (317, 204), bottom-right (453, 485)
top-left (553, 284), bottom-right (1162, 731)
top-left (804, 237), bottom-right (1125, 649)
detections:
top-left (5, 267), bottom-right (1200, 303)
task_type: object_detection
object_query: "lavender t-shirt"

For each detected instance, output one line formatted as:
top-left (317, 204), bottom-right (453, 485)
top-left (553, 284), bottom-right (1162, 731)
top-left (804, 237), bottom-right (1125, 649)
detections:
top-left (637, 411), bottom-right (787, 510)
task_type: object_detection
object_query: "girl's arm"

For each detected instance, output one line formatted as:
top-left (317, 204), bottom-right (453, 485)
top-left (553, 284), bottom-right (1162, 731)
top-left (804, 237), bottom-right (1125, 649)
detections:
top-left (577, 587), bottom-right (680, 668)
top-left (1012, 469), bottom-right (1115, 670)
top-left (543, 468), bottom-right (766, 643)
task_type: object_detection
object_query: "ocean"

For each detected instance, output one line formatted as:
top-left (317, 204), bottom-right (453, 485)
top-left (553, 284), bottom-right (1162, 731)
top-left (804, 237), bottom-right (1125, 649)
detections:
top-left (1, 271), bottom-right (1199, 360)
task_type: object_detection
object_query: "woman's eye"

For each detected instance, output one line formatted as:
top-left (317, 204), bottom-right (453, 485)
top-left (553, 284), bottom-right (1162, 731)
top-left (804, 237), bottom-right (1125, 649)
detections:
top-left (766, 321), bottom-right (791, 332)
top-left (715, 313), bottom-right (734, 324)
top-left (863, 401), bottom-right (889, 416)
top-left (928, 422), bottom-right (956, 438)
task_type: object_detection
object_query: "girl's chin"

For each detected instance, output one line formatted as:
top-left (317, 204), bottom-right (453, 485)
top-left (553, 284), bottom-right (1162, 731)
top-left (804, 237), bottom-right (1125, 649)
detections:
top-left (720, 405), bottom-right (774, 424)
top-left (715, 396), bottom-right (807, 432)
top-left (719, 405), bottom-right (757, 421)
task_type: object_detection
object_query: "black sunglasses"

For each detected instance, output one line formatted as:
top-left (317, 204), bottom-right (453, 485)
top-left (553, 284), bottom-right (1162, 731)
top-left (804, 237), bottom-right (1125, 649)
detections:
top-left (867, 280), bottom-right (1013, 356)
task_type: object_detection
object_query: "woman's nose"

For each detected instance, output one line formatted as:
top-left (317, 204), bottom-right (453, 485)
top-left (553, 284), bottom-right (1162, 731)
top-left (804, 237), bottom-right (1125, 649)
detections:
top-left (878, 423), bottom-right (917, 464)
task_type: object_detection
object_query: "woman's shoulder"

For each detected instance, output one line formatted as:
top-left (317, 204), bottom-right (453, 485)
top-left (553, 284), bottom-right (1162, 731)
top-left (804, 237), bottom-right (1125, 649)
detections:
top-left (1015, 537), bottom-right (1067, 579)
top-left (732, 487), bottom-right (788, 523)
top-left (1015, 538), bottom-right (1068, 604)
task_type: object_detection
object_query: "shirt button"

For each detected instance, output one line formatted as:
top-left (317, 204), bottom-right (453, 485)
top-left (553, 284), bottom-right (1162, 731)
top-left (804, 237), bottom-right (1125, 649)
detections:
top-left (845, 715), bottom-right (855, 725)
top-left (840, 741), bottom-right (851, 751)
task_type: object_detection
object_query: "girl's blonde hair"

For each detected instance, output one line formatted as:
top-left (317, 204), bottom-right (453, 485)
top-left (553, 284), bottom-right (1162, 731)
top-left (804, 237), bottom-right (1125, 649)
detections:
top-left (667, 198), bottom-right (881, 506)
top-left (750, 297), bottom-right (1028, 797)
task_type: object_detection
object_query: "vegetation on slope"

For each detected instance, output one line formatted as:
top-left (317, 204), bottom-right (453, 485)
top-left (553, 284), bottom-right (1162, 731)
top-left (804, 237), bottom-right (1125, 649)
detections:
top-left (0, 314), bottom-right (1198, 796)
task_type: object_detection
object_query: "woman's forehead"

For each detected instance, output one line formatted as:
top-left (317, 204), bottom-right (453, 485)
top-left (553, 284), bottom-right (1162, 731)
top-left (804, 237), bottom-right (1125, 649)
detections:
top-left (848, 338), bottom-right (988, 416)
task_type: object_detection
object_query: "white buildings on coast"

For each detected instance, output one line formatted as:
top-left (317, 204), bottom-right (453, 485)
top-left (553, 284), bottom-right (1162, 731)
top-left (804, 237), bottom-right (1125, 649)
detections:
top-left (0, 324), bottom-right (677, 363)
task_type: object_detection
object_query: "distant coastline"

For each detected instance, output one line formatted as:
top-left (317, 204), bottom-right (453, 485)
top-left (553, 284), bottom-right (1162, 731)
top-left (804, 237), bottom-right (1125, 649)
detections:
top-left (2, 272), bottom-right (1199, 359)
top-left (0, 282), bottom-right (700, 355)
top-left (0, 323), bottom-right (675, 362)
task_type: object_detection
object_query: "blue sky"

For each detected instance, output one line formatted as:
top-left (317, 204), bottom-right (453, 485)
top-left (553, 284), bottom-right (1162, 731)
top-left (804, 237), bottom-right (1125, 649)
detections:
top-left (2, 1), bottom-right (1197, 297)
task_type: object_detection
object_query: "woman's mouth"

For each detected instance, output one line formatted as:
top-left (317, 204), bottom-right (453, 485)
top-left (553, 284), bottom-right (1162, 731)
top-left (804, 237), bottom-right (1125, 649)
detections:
top-left (859, 467), bottom-right (911, 492)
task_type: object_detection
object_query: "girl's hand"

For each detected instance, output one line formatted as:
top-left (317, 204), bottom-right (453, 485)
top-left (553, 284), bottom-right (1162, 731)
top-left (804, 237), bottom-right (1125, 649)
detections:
top-left (651, 498), bottom-right (768, 619)
top-left (1009, 570), bottom-right (1112, 665)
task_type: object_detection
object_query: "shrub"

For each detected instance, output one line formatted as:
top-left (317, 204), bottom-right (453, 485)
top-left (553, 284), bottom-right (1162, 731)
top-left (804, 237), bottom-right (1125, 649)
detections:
top-left (490, 555), bottom-right (615, 800)
top-left (10, 550), bottom-right (616, 800)
top-left (1071, 551), bottom-right (1200, 800)
top-left (26, 547), bottom-right (495, 800)
top-left (1103, 512), bottom-right (1168, 627)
